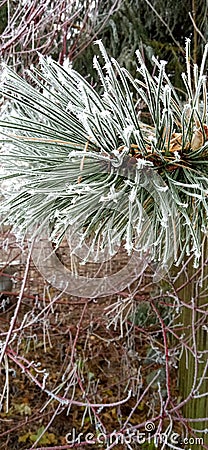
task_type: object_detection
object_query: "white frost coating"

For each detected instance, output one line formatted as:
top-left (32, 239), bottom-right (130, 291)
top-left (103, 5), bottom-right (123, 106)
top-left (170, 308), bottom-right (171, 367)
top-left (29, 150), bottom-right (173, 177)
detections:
top-left (160, 217), bottom-right (168, 228)
top-left (148, 135), bottom-right (156, 142)
top-left (159, 59), bottom-right (167, 66)
top-left (129, 187), bottom-right (137, 203)
top-left (136, 158), bottom-right (153, 169)
top-left (100, 110), bottom-right (111, 118)
top-left (100, 185), bottom-right (119, 203)
top-left (93, 39), bottom-right (102, 46)
top-left (123, 125), bottom-right (134, 141)
top-left (124, 239), bottom-right (133, 255)
top-left (112, 149), bottom-right (120, 156)
top-left (152, 182), bottom-right (169, 192)
top-left (174, 151), bottom-right (181, 160)
top-left (0, 67), bottom-right (9, 83)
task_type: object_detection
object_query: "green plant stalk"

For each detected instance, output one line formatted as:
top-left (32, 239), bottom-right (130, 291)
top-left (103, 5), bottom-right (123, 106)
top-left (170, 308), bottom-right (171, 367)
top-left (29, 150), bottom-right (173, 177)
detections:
top-left (176, 241), bottom-right (208, 448)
